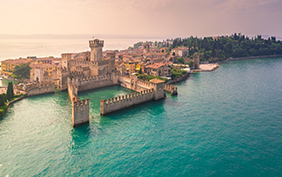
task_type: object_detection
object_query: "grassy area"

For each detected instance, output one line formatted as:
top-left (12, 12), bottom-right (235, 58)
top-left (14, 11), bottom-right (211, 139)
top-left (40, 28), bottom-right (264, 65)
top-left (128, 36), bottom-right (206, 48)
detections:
top-left (171, 68), bottom-right (187, 80)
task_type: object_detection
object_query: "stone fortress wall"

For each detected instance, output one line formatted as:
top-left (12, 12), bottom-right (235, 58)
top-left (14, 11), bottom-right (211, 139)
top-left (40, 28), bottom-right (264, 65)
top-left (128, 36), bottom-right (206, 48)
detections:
top-left (26, 81), bottom-right (56, 96)
top-left (101, 89), bottom-right (155, 115)
top-left (67, 77), bottom-right (89, 127)
top-left (164, 84), bottom-right (178, 95)
top-left (68, 72), bottom-right (119, 92)
top-left (100, 75), bottom-right (169, 115)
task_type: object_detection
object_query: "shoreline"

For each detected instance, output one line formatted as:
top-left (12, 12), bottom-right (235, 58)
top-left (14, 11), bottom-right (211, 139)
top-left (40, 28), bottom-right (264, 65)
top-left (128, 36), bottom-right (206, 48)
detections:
top-left (225, 54), bottom-right (282, 61)
top-left (0, 95), bottom-right (25, 120)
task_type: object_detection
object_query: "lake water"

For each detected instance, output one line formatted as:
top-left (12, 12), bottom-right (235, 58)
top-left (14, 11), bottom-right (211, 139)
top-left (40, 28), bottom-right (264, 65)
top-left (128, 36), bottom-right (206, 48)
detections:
top-left (0, 58), bottom-right (282, 176)
top-left (0, 37), bottom-right (163, 61)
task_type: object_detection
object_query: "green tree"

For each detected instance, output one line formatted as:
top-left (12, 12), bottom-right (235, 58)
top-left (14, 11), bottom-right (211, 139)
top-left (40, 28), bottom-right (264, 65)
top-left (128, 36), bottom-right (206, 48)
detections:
top-left (0, 95), bottom-right (4, 107)
top-left (1, 94), bottom-right (7, 102)
top-left (6, 82), bottom-right (14, 101)
top-left (12, 63), bottom-right (31, 78)
top-left (178, 57), bottom-right (184, 64)
top-left (138, 68), bottom-right (142, 74)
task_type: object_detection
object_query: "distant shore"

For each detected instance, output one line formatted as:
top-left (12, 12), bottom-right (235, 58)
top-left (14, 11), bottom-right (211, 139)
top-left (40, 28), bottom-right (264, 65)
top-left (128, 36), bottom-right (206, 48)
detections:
top-left (225, 54), bottom-right (282, 61)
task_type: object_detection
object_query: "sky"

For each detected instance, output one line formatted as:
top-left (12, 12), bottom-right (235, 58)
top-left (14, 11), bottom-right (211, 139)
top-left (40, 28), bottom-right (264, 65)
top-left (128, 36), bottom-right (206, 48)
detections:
top-left (0, 0), bottom-right (282, 38)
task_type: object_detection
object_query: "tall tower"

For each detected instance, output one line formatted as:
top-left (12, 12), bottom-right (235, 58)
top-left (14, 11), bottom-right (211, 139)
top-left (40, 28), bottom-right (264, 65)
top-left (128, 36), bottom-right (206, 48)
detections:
top-left (143, 43), bottom-right (150, 54)
top-left (193, 54), bottom-right (200, 69)
top-left (89, 39), bottom-right (104, 62)
top-left (61, 53), bottom-right (72, 69)
top-left (107, 51), bottom-right (116, 74)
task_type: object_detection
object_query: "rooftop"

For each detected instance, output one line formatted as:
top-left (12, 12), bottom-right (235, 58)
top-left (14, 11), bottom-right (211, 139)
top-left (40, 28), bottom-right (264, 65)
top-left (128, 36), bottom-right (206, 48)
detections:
top-left (145, 62), bottom-right (166, 69)
top-left (2, 58), bottom-right (29, 65)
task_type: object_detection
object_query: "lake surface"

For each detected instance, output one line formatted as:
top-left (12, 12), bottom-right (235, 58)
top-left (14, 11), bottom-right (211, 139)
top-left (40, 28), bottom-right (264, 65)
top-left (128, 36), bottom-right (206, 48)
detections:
top-left (0, 37), bottom-right (163, 61)
top-left (0, 58), bottom-right (282, 176)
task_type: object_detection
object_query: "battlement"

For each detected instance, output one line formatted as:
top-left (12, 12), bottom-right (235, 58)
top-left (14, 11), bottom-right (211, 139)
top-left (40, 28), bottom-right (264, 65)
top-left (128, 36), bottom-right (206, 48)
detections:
top-left (69, 60), bottom-right (96, 66)
top-left (26, 81), bottom-right (55, 89)
top-left (73, 98), bottom-right (89, 107)
top-left (164, 84), bottom-right (178, 95)
top-left (67, 77), bottom-right (90, 127)
top-left (100, 89), bottom-right (154, 115)
top-left (89, 39), bottom-right (104, 48)
top-left (107, 52), bottom-right (115, 59)
top-left (137, 80), bottom-right (152, 89)
top-left (103, 89), bottom-right (154, 105)
top-left (72, 96), bottom-right (90, 127)
top-left (25, 81), bottom-right (56, 96)
top-left (61, 53), bottom-right (72, 60)
top-left (77, 74), bottom-right (112, 83)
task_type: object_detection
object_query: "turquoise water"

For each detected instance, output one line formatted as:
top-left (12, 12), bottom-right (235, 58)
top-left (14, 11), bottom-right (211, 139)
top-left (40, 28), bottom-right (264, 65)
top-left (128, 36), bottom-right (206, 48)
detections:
top-left (1, 58), bottom-right (282, 176)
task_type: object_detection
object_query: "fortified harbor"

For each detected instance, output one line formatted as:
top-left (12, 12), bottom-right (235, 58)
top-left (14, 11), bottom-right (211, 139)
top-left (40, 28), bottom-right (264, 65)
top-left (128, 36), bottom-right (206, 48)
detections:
top-left (24, 39), bottom-right (178, 127)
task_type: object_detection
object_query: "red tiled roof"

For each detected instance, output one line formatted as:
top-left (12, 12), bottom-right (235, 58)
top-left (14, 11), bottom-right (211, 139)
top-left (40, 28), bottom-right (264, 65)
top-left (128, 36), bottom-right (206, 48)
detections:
top-left (145, 62), bottom-right (167, 69)
top-left (2, 59), bottom-right (29, 65)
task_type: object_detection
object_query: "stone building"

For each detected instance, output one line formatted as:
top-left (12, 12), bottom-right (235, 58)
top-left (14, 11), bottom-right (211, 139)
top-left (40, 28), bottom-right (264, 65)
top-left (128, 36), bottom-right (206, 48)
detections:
top-left (30, 63), bottom-right (58, 82)
top-left (171, 47), bottom-right (189, 57)
top-left (1, 59), bottom-right (29, 75)
top-left (144, 63), bottom-right (171, 77)
top-left (193, 54), bottom-right (200, 69)
top-left (143, 43), bottom-right (150, 54)
top-left (56, 39), bottom-right (117, 90)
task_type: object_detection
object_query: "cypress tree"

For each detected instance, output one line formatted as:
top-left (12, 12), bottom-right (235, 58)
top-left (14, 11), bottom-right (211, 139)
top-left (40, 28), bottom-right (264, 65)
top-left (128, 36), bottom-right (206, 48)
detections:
top-left (10, 82), bottom-right (14, 99)
top-left (6, 83), bottom-right (11, 101)
top-left (6, 82), bottom-right (14, 101)
top-left (0, 95), bottom-right (4, 107)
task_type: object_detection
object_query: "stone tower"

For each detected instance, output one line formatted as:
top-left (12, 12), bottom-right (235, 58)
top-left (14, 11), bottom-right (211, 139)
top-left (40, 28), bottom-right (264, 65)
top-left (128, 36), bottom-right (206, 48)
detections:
top-left (143, 43), bottom-right (150, 54)
top-left (107, 52), bottom-right (115, 74)
top-left (62, 53), bottom-right (72, 69)
top-left (89, 39), bottom-right (104, 62)
top-left (193, 54), bottom-right (200, 69)
top-left (149, 79), bottom-right (165, 100)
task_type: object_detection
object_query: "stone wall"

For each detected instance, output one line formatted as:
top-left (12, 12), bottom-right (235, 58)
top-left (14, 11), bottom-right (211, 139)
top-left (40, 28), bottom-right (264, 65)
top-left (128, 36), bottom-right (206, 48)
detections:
top-left (164, 84), bottom-right (178, 95)
top-left (100, 89), bottom-right (154, 115)
top-left (67, 77), bottom-right (89, 127)
top-left (119, 76), bottom-right (151, 92)
top-left (72, 98), bottom-right (89, 127)
top-left (26, 82), bottom-right (56, 96)
top-left (68, 72), bottom-right (119, 92)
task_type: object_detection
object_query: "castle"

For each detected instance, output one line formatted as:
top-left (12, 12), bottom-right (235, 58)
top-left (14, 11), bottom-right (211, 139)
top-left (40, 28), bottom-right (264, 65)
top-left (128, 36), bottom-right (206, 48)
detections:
top-left (26, 39), bottom-right (177, 127)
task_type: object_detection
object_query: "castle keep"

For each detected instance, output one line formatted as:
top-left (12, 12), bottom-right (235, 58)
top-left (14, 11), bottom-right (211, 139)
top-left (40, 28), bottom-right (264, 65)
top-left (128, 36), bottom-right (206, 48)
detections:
top-left (25, 39), bottom-right (177, 127)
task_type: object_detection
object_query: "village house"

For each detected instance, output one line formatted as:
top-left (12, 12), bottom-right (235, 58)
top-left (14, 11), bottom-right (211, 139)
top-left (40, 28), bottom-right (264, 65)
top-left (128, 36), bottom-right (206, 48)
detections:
top-left (124, 62), bottom-right (137, 75)
top-left (30, 63), bottom-right (58, 82)
top-left (1, 58), bottom-right (30, 75)
top-left (171, 47), bottom-right (189, 57)
top-left (144, 62), bottom-right (171, 77)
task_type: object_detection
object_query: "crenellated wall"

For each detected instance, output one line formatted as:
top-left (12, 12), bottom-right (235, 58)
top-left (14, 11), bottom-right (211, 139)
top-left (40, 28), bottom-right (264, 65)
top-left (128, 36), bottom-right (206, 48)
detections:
top-left (67, 77), bottom-right (78, 102)
top-left (68, 72), bottom-right (119, 92)
top-left (67, 77), bottom-right (89, 127)
top-left (100, 89), bottom-right (154, 115)
top-left (72, 98), bottom-right (90, 127)
top-left (119, 76), bottom-right (151, 92)
top-left (164, 84), bottom-right (178, 95)
top-left (26, 81), bottom-right (56, 96)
